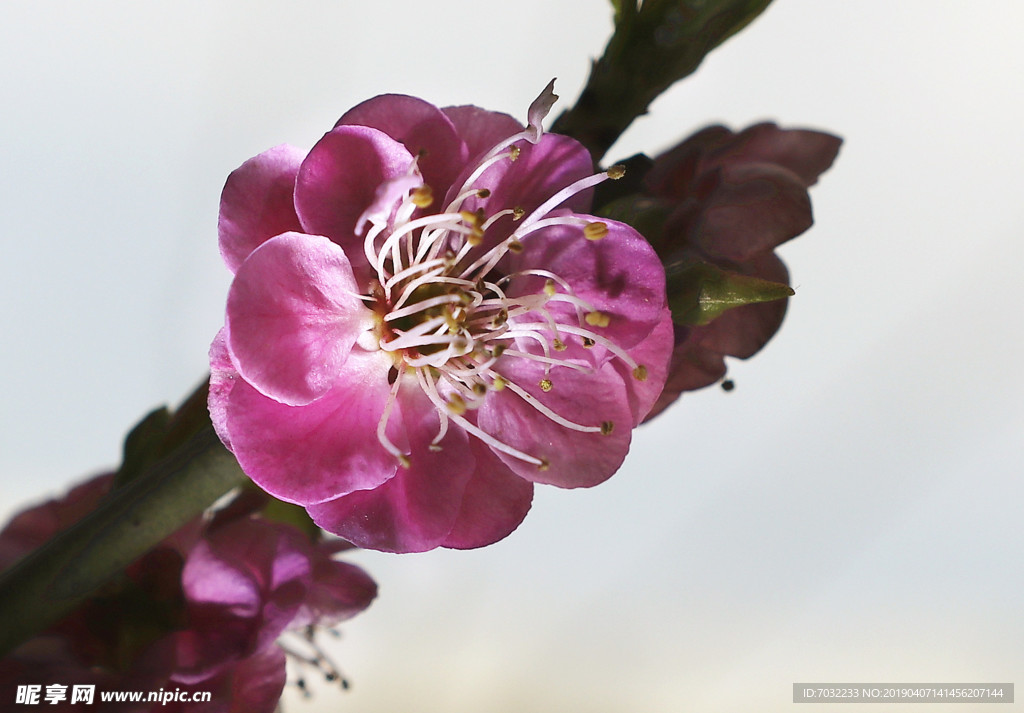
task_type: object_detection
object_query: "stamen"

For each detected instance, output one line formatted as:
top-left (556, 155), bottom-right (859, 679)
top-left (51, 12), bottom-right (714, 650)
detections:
top-left (376, 363), bottom-right (409, 465)
top-left (633, 365), bottom-right (648, 381)
top-left (517, 170), bottom-right (621, 230)
top-left (384, 293), bottom-right (464, 323)
top-left (447, 393), bottom-right (468, 415)
top-left (500, 348), bottom-right (590, 373)
top-left (501, 377), bottom-right (605, 434)
top-left (606, 164), bottom-right (626, 180)
top-left (539, 378), bottom-right (553, 392)
top-left (513, 321), bottom-right (639, 369)
top-left (411, 185), bottom-right (434, 208)
top-left (583, 222), bottom-right (609, 241)
top-left (416, 368), bottom-right (544, 466)
top-left (585, 311), bottom-right (611, 328)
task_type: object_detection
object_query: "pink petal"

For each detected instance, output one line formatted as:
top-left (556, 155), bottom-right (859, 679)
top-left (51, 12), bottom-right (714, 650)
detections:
top-left (441, 439), bottom-right (534, 549)
top-left (478, 358), bottom-right (634, 489)
top-left (208, 328), bottom-right (237, 451)
top-left (643, 338), bottom-right (728, 420)
top-left (612, 307), bottom-right (674, 425)
top-left (225, 233), bottom-right (371, 406)
top-left (294, 556), bottom-right (378, 628)
top-left (182, 539), bottom-right (262, 618)
top-left (442, 104), bottom-right (523, 161)
top-left (218, 144), bottom-right (304, 273)
top-left (198, 520), bottom-right (313, 648)
top-left (294, 125), bottom-right (415, 283)
top-left (451, 133), bottom-right (595, 249)
top-left (221, 646), bottom-right (287, 713)
top-left (507, 217), bottom-right (669, 351)
top-left (706, 122), bottom-right (843, 187)
top-left (337, 94), bottom-right (468, 196)
top-left (307, 380), bottom-right (475, 552)
top-left (219, 348), bottom-right (398, 505)
top-left (691, 163), bottom-right (815, 262)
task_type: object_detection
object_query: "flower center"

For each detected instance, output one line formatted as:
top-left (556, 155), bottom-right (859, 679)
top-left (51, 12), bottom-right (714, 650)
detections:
top-left (356, 113), bottom-right (644, 469)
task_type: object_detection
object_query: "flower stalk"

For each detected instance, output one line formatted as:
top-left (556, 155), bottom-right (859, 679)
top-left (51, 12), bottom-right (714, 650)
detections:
top-left (0, 421), bottom-right (246, 657)
top-left (552, 0), bottom-right (774, 160)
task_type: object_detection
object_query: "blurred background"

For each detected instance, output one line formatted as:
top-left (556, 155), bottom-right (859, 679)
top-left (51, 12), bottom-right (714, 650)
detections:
top-left (1, 1), bottom-right (1021, 711)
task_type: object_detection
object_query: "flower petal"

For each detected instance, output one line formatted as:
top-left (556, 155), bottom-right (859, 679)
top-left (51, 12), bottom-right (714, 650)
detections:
top-left (220, 348), bottom-right (398, 505)
top-left (307, 379), bottom-right (475, 552)
top-left (226, 232), bottom-right (371, 406)
top-left (644, 335), bottom-right (729, 420)
top-left (452, 133), bottom-right (595, 249)
top-left (507, 217), bottom-right (669, 351)
top-left (294, 125), bottom-right (415, 283)
top-left (478, 358), bottom-right (634, 489)
top-left (442, 104), bottom-right (523, 162)
top-left (337, 94), bottom-right (468, 197)
top-left (706, 122), bottom-right (843, 187)
top-left (440, 439), bottom-right (534, 549)
top-left (293, 556), bottom-right (378, 628)
top-left (208, 328), bottom-right (237, 451)
top-left (218, 144), bottom-right (304, 273)
top-left (683, 163), bottom-right (815, 263)
top-left (612, 307), bottom-right (674, 425)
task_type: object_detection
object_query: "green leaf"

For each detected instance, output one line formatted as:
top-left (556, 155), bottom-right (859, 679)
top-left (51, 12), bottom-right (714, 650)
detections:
top-left (666, 259), bottom-right (794, 326)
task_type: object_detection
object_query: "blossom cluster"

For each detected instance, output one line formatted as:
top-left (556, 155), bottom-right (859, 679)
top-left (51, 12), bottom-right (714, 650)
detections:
top-left (0, 475), bottom-right (377, 712)
top-left (611, 122), bottom-right (842, 416)
top-left (210, 84), bottom-right (674, 553)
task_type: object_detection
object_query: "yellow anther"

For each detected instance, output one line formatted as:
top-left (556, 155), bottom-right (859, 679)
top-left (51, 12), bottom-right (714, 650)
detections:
top-left (490, 343), bottom-right (507, 357)
top-left (600, 421), bottom-right (615, 436)
top-left (492, 376), bottom-right (508, 391)
top-left (585, 311), bottom-right (611, 328)
top-left (512, 206), bottom-right (525, 221)
top-left (552, 338), bottom-right (566, 352)
top-left (411, 185), bottom-right (434, 208)
top-left (632, 365), bottom-right (649, 382)
top-left (477, 188), bottom-right (492, 198)
top-left (472, 382), bottom-right (487, 397)
top-left (583, 222), bottom-right (609, 241)
top-left (460, 210), bottom-right (480, 226)
top-left (544, 279), bottom-right (557, 297)
top-left (606, 164), bottom-right (626, 180)
top-left (397, 454), bottom-right (412, 468)
top-left (582, 337), bottom-right (596, 348)
top-left (467, 231), bottom-right (484, 247)
top-left (539, 378), bottom-right (553, 392)
top-left (509, 146), bottom-right (521, 161)
top-left (447, 394), bottom-right (468, 415)
top-left (538, 457), bottom-right (550, 472)
top-left (507, 239), bottom-right (524, 254)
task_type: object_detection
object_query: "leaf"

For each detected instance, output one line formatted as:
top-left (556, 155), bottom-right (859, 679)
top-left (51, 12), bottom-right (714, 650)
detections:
top-left (666, 259), bottom-right (793, 326)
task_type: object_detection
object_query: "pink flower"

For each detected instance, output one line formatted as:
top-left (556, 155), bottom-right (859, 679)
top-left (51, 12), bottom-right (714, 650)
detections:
top-left (0, 476), bottom-right (377, 712)
top-left (210, 83), bottom-right (674, 553)
top-left (632, 123), bottom-right (842, 417)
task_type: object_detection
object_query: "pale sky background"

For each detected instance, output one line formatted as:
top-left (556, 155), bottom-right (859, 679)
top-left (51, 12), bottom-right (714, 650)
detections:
top-left (1, 1), bottom-right (1022, 712)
